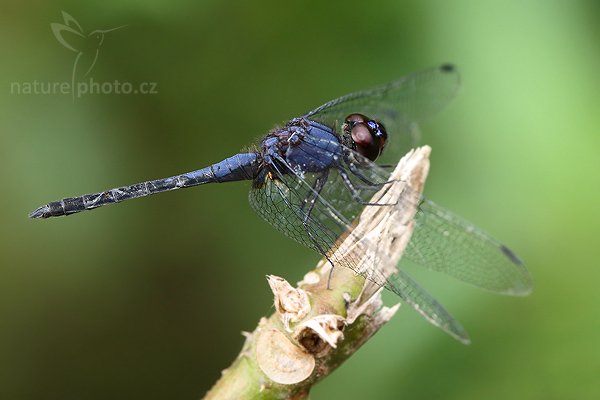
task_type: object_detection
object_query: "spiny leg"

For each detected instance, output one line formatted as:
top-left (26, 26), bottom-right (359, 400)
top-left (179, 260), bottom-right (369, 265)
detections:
top-left (338, 167), bottom-right (396, 206)
top-left (270, 156), bottom-right (337, 287)
top-left (346, 159), bottom-right (396, 189)
top-left (346, 161), bottom-right (383, 187)
top-left (378, 164), bottom-right (395, 170)
top-left (300, 171), bottom-right (338, 289)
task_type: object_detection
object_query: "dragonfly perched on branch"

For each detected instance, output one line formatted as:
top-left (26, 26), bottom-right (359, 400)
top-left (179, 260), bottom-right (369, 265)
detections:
top-left (30, 64), bottom-right (532, 343)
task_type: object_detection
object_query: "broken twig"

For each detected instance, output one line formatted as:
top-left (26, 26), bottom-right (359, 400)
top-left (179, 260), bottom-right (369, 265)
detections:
top-left (204, 146), bottom-right (431, 400)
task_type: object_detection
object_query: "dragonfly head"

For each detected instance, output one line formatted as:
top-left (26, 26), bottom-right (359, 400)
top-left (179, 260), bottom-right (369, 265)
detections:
top-left (343, 113), bottom-right (387, 161)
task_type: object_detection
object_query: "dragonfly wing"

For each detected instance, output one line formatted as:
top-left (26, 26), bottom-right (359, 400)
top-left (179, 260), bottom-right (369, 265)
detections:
top-left (405, 199), bottom-right (533, 295)
top-left (248, 170), bottom-right (344, 258)
top-left (304, 64), bottom-right (460, 164)
top-left (249, 130), bottom-right (528, 343)
top-left (250, 132), bottom-right (466, 334)
top-left (386, 269), bottom-right (470, 344)
top-left (248, 157), bottom-right (390, 287)
top-left (296, 133), bottom-right (531, 296)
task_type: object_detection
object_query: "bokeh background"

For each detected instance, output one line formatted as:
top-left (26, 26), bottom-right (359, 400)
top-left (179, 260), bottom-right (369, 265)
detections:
top-left (1, 1), bottom-right (599, 399)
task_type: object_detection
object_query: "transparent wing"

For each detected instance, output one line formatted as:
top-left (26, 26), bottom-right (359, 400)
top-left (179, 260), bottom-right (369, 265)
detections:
top-left (248, 158), bottom-right (389, 286)
top-left (406, 199), bottom-right (533, 295)
top-left (386, 269), bottom-right (469, 344)
top-left (248, 172), bottom-right (342, 261)
top-left (303, 64), bottom-right (460, 164)
top-left (249, 134), bottom-right (469, 342)
top-left (293, 132), bottom-right (531, 296)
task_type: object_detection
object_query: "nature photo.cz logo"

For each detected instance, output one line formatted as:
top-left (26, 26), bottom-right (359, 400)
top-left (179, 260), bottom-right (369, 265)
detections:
top-left (10, 11), bottom-right (158, 99)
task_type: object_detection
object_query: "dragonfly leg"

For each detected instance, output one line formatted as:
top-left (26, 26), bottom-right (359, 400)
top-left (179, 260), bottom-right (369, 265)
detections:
top-left (346, 161), bottom-right (396, 190)
top-left (300, 171), bottom-right (337, 289)
top-left (338, 167), bottom-right (396, 206)
top-left (269, 155), bottom-right (338, 288)
top-left (377, 163), bottom-right (395, 169)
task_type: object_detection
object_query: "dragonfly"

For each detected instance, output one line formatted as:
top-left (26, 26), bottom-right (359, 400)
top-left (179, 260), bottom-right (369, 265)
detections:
top-left (29, 64), bottom-right (532, 344)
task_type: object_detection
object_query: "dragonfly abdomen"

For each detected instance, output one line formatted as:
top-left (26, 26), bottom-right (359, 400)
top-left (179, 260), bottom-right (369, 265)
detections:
top-left (29, 152), bottom-right (261, 219)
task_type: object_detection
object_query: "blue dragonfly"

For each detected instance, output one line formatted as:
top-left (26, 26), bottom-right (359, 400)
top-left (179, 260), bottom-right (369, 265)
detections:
top-left (30, 64), bottom-right (532, 343)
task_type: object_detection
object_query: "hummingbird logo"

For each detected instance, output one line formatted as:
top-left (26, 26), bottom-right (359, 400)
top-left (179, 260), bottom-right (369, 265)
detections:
top-left (51, 11), bottom-right (125, 98)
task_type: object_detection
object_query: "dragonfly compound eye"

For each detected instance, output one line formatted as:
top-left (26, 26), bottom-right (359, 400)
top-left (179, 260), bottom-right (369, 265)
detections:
top-left (367, 119), bottom-right (387, 150)
top-left (344, 114), bottom-right (387, 161)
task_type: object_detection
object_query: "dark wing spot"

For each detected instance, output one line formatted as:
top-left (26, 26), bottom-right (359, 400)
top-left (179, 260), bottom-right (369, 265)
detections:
top-left (500, 244), bottom-right (524, 266)
top-left (440, 63), bottom-right (455, 73)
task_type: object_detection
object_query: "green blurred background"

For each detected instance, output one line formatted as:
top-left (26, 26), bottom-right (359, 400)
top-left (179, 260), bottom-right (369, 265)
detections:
top-left (1, 1), bottom-right (599, 399)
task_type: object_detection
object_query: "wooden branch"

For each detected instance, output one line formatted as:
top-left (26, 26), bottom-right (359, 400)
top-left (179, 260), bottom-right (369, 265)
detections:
top-left (203, 146), bottom-right (431, 400)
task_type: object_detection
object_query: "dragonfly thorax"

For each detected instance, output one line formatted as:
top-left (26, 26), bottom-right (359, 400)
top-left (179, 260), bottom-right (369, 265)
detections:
top-left (260, 119), bottom-right (342, 176)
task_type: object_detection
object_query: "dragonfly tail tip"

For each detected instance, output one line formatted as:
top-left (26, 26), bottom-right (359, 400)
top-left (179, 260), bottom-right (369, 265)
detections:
top-left (29, 205), bottom-right (50, 219)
